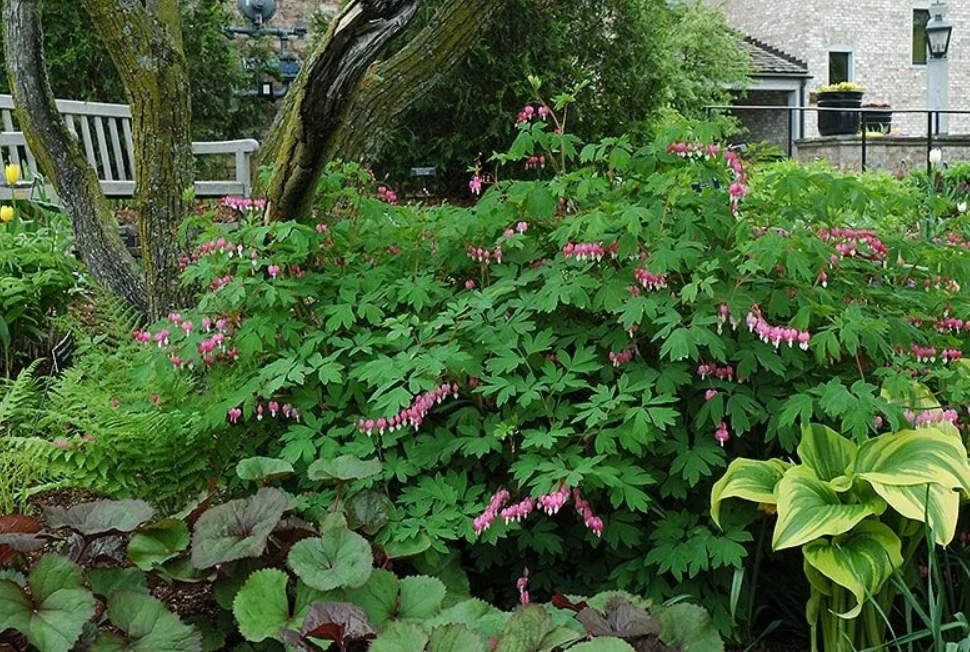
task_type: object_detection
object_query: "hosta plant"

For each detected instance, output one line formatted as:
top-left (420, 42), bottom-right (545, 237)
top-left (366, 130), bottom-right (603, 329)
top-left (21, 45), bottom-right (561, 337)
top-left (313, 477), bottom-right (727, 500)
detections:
top-left (711, 421), bottom-right (970, 652)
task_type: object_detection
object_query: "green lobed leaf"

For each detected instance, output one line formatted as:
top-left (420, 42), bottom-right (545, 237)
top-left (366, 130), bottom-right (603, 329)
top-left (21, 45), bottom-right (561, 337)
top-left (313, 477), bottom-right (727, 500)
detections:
top-left (44, 500), bottom-right (155, 536)
top-left (233, 568), bottom-right (291, 642)
top-left (91, 590), bottom-right (201, 652)
top-left (0, 555), bottom-right (96, 652)
top-left (235, 456), bottom-right (295, 482)
top-left (307, 454), bottom-right (383, 484)
top-left (428, 623), bottom-right (486, 652)
top-left (370, 621), bottom-right (429, 652)
top-left (657, 602), bottom-right (724, 652)
top-left (287, 528), bottom-right (374, 591)
top-left (128, 519), bottom-right (190, 571)
top-left (86, 568), bottom-right (149, 599)
top-left (344, 569), bottom-right (399, 626)
top-left (802, 521), bottom-right (903, 619)
top-left (495, 605), bottom-right (551, 652)
top-left (190, 487), bottom-right (289, 569)
top-left (399, 575), bottom-right (447, 620)
top-left (568, 640), bottom-right (637, 652)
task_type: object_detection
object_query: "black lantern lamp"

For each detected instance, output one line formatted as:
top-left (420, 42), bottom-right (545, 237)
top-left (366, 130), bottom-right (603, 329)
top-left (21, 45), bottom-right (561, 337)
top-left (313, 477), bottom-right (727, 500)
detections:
top-left (927, 2), bottom-right (953, 59)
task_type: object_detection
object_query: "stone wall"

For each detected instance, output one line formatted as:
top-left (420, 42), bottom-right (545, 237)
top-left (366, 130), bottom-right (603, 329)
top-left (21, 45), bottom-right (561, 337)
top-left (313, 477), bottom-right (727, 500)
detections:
top-left (709, 0), bottom-right (970, 137)
top-left (796, 135), bottom-right (970, 176)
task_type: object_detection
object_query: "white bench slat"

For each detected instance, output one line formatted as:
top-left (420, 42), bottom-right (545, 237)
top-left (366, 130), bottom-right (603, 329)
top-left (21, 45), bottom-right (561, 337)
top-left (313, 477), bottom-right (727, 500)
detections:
top-left (1, 110), bottom-right (20, 169)
top-left (0, 94), bottom-right (257, 199)
top-left (78, 117), bottom-right (97, 171)
top-left (93, 117), bottom-right (113, 182)
top-left (107, 119), bottom-right (127, 181)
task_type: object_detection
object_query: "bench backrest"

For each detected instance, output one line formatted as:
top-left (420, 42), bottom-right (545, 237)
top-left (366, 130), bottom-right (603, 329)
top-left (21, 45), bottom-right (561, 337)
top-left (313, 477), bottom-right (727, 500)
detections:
top-left (0, 95), bottom-right (258, 198)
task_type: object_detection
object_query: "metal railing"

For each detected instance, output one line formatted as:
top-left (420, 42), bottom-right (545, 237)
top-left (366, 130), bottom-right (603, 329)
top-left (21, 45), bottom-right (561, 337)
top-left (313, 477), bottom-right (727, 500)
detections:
top-left (705, 105), bottom-right (970, 174)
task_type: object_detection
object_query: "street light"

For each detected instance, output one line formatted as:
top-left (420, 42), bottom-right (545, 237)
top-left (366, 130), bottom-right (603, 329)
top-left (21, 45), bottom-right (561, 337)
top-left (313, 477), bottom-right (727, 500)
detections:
top-left (927, 4), bottom-right (953, 59)
top-left (926, 0), bottom-right (953, 136)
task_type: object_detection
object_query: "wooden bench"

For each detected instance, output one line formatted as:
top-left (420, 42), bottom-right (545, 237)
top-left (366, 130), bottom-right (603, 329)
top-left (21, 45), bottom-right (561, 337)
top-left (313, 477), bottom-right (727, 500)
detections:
top-left (0, 94), bottom-right (259, 201)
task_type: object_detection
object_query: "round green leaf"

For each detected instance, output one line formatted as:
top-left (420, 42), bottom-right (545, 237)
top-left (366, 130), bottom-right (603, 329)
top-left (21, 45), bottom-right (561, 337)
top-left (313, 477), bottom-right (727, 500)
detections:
top-left (568, 640), bottom-right (637, 652)
top-left (428, 623), bottom-right (486, 652)
top-left (91, 590), bottom-right (201, 652)
top-left (44, 500), bottom-right (155, 536)
top-left (307, 455), bottom-right (382, 484)
top-left (86, 568), bottom-right (149, 599)
top-left (235, 457), bottom-right (294, 483)
top-left (344, 490), bottom-right (389, 535)
top-left (370, 621), bottom-right (429, 652)
top-left (657, 602), bottom-right (723, 652)
top-left (383, 534), bottom-right (433, 560)
top-left (344, 569), bottom-right (399, 626)
top-left (233, 569), bottom-right (290, 642)
top-left (399, 575), bottom-right (446, 619)
top-left (0, 555), bottom-right (96, 652)
top-left (128, 519), bottom-right (189, 571)
top-left (495, 605), bottom-right (552, 652)
top-left (287, 528), bottom-right (373, 591)
top-left (191, 487), bottom-right (289, 569)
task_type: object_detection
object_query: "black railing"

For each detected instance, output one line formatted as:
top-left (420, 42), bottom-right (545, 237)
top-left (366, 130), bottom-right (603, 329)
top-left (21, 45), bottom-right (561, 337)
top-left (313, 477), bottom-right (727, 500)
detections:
top-left (705, 105), bottom-right (970, 175)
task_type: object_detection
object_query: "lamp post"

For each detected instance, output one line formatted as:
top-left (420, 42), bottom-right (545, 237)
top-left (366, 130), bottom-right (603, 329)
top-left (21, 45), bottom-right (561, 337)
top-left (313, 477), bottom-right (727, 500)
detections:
top-left (926, 0), bottom-right (954, 134)
top-left (225, 0), bottom-right (307, 100)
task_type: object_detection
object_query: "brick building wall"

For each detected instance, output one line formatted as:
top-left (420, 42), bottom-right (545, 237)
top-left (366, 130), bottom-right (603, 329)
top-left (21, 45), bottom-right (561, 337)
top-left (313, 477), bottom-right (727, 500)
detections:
top-left (732, 90), bottom-right (793, 150)
top-left (710, 0), bottom-right (970, 136)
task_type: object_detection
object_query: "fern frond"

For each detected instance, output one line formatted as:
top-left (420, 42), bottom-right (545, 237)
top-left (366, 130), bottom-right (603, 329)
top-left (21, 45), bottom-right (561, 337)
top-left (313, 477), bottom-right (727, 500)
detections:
top-left (0, 359), bottom-right (43, 436)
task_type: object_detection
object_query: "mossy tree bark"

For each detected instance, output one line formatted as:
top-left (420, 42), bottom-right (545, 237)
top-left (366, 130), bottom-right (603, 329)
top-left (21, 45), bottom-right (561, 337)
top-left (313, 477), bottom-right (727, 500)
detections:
top-left (264, 0), bottom-right (509, 222)
top-left (2, 0), bottom-right (147, 310)
top-left (81, 0), bottom-right (193, 320)
top-left (2, 0), bottom-right (191, 319)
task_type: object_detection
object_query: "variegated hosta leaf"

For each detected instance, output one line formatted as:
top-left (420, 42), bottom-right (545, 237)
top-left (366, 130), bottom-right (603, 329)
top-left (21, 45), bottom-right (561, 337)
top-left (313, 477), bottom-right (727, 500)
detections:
top-left (854, 428), bottom-right (970, 493)
top-left (710, 458), bottom-right (790, 528)
top-left (863, 481), bottom-right (959, 545)
top-left (772, 468), bottom-right (882, 551)
top-left (881, 381), bottom-right (940, 410)
top-left (802, 521), bottom-right (903, 619)
top-left (880, 382), bottom-right (959, 436)
top-left (798, 423), bottom-right (856, 482)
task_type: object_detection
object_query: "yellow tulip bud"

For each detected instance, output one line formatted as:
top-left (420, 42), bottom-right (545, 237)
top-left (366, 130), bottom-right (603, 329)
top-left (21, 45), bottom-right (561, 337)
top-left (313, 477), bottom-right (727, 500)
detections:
top-left (1, 205), bottom-right (13, 223)
top-left (4, 164), bottom-right (20, 186)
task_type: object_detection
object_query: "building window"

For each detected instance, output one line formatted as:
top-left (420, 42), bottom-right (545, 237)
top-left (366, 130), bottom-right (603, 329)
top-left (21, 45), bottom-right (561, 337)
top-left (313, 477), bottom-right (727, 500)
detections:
top-left (829, 51), bottom-right (852, 84)
top-left (914, 8), bottom-right (931, 64)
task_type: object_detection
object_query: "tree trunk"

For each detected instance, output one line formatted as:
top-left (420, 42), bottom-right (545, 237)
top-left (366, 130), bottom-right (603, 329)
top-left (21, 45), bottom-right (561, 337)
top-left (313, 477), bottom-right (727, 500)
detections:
top-left (264, 0), bottom-right (509, 221)
top-left (81, 0), bottom-right (193, 320)
top-left (2, 0), bottom-right (147, 311)
top-left (265, 0), bottom-right (421, 222)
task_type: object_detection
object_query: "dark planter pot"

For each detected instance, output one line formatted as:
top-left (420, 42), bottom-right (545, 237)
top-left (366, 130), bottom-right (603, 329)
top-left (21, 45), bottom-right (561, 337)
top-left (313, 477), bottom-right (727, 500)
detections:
top-left (862, 109), bottom-right (893, 132)
top-left (817, 91), bottom-right (864, 136)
